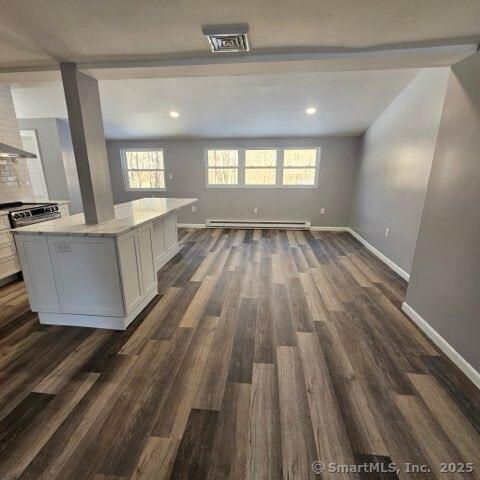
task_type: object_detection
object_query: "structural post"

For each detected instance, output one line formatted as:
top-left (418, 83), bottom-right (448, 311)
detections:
top-left (60, 63), bottom-right (115, 224)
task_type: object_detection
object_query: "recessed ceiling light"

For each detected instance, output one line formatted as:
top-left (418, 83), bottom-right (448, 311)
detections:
top-left (305, 107), bottom-right (317, 115)
top-left (169, 111), bottom-right (180, 118)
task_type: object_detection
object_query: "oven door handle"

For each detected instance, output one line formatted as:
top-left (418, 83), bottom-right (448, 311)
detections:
top-left (12, 212), bottom-right (62, 227)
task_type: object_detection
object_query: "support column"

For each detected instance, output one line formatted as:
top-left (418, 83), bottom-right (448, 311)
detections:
top-left (60, 63), bottom-right (114, 224)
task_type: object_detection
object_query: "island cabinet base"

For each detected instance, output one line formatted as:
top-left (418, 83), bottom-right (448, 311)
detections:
top-left (37, 286), bottom-right (157, 330)
top-left (14, 211), bottom-right (181, 330)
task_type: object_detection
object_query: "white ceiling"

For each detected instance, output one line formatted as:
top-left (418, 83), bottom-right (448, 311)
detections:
top-left (11, 69), bottom-right (421, 139)
top-left (0, 0), bottom-right (479, 70)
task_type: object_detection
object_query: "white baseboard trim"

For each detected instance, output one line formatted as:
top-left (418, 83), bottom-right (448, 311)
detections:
top-left (177, 223), bottom-right (206, 229)
top-left (178, 224), bottom-right (352, 232)
top-left (310, 226), bottom-right (349, 232)
top-left (401, 302), bottom-right (480, 390)
top-left (347, 228), bottom-right (410, 281)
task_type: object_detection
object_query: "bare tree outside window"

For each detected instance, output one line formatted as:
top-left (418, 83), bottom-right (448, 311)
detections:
top-left (207, 150), bottom-right (239, 185)
top-left (123, 150), bottom-right (165, 190)
top-left (205, 147), bottom-right (320, 187)
top-left (245, 150), bottom-right (277, 185)
top-left (283, 149), bottom-right (317, 185)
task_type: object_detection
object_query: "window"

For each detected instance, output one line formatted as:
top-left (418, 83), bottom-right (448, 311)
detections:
top-left (245, 149), bottom-right (277, 185)
top-left (122, 149), bottom-right (165, 190)
top-left (205, 147), bottom-right (320, 187)
top-left (206, 149), bottom-right (238, 185)
top-left (282, 149), bottom-right (318, 186)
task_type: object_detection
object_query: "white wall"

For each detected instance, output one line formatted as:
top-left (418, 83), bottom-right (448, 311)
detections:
top-left (349, 68), bottom-right (449, 274)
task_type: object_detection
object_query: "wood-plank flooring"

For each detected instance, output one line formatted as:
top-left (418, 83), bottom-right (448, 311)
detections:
top-left (0, 228), bottom-right (479, 479)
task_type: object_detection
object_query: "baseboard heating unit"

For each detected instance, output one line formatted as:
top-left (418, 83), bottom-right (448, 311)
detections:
top-left (205, 220), bottom-right (311, 229)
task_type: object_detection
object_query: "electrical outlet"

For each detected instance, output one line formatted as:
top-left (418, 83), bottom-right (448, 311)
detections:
top-left (56, 243), bottom-right (71, 253)
top-left (191, 205), bottom-right (196, 213)
top-left (168, 173), bottom-right (173, 180)
top-left (253, 207), bottom-right (258, 214)
top-left (385, 228), bottom-right (390, 238)
top-left (320, 208), bottom-right (325, 215)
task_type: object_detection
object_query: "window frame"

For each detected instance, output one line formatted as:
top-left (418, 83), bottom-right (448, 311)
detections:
top-left (121, 147), bottom-right (167, 192)
top-left (205, 147), bottom-right (321, 188)
top-left (281, 148), bottom-right (321, 188)
top-left (244, 148), bottom-right (278, 186)
top-left (204, 148), bottom-right (240, 187)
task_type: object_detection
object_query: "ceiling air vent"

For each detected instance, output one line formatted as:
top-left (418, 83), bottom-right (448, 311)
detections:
top-left (202, 25), bottom-right (250, 53)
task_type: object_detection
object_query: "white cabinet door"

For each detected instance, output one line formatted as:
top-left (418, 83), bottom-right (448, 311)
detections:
top-left (0, 242), bottom-right (16, 261)
top-left (48, 236), bottom-right (124, 317)
top-left (138, 223), bottom-right (156, 294)
top-left (0, 255), bottom-right (21, 281)
top-left (0, 216), bottom-right (9, 231)
top-left (15, 234), bottom-right (60, 312)
top-left (162, 212), bottom-right (178, 250)
top-left (0, 231), bottom-right (13, 246)
top-left (152, 218), bottom-right (165, 266)
top-left (117, 230), bottom-right (143, 314)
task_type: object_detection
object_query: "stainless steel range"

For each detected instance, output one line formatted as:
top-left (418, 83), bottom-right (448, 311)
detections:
top-left (0, 202), bottom-right (61, 228)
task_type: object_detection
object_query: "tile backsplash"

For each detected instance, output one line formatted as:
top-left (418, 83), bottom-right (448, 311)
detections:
top-left (0, 84), bottom-right (33, 202)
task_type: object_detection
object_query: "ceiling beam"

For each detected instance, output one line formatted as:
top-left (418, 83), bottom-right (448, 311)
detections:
top-left (0, 44), bottom-right (477, 83)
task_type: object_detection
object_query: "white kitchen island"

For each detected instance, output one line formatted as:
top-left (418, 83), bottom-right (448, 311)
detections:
top-left (12, 198), bottom-right (196, 330)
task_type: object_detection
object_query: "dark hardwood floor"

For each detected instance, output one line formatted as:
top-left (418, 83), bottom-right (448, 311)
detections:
top-left (0, 228), bottom-right (479, 479)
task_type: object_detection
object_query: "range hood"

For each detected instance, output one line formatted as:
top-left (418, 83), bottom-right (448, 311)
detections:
top-left (0, 142), bottom-right (36, 159)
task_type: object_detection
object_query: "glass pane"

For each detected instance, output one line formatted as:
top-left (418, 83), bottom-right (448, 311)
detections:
top-left (126, 150), bottom-right (164, 169)
top-left (245, 149), bottom-right (277, 167)
top-left (128, 170), bottom-right (165, 189)
top-left (283, 168), bottom-right (316, 186)
top-left (208, 168), bottom-right (238, 185)
top-left (207, 150), bottom-right (238, 167)
top-left (245, 168), bottom-right (276, 185)
top-left (283, 149), bottom-right (317, 167)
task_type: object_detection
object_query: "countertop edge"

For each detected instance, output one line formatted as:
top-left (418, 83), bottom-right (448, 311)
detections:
top-left (12, 198), bottom-right (197, 237)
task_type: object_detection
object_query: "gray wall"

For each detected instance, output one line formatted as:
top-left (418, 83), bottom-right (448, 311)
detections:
top-left (107, 137), bottom-right (360, 226)
top-left (405, 53), bottom-right (480, 373)
top-left (349, 68), bottom-right (449, 274)
top-left (17, 117), bottom-right (83, 214)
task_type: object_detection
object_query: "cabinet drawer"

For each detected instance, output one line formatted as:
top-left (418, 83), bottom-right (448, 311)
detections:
top-left (0, 255), bottom-right (20, 279)
top-left (0, 242), bottom-right (16, 261)
top-left (0, 231), bottom-right (13, 246)
top-left (0, 215), bottom-right (10, 231)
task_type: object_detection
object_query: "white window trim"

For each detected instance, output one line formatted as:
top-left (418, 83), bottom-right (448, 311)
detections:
top-left (204, 148), bottom-right (240, 187)
top-left (244, 148), bottom-right (278, 186)
top-left (121, 147), bottom-right (167, 192)
top-left (282, 147), bottom-right (321, 188)
top-left (204, 147), bottom-right (321, 188)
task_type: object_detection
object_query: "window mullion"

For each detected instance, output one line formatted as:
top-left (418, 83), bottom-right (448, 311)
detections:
top-left (238, 149), bottom-right (245, 186)
top-left (277, 148), bottom-right (284, 186)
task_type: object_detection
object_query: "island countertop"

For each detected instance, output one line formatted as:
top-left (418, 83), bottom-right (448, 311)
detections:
top-left (12, 197), bottom-right (197, 237)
